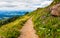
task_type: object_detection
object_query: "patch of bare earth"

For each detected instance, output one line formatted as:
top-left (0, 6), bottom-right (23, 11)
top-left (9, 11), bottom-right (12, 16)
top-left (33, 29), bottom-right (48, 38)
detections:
top-left (18, 18), bottom-right (39, 38)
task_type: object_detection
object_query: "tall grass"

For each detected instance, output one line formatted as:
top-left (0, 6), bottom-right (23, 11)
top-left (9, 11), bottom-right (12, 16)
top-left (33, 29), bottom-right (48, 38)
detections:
top-left (32, 0), bottom-right (60, 38)
top-left (0, 15), bottom-right (31, 38)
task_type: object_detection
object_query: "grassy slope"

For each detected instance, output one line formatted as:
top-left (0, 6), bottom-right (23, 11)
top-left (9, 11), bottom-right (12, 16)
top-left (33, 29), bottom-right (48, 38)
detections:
top-left (0, 14), bottom-right (32, 38)
top-left (32, 0), bottom-right (60, 38)
top-left (0, 0), bottom-right (60, 38)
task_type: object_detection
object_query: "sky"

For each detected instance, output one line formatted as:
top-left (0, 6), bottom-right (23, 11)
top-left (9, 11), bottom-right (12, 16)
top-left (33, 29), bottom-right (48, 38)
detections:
top-left (0, 0), bottom-right (53, 11)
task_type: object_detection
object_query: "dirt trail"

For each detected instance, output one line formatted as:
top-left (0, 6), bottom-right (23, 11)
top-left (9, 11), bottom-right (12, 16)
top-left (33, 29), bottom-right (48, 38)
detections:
top-left (18, 18), bottom-right (39, 38)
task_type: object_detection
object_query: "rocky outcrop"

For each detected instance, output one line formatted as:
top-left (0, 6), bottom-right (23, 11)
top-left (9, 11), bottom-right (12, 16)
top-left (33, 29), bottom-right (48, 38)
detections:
top-left (50, 3), bottom-right (60, 16)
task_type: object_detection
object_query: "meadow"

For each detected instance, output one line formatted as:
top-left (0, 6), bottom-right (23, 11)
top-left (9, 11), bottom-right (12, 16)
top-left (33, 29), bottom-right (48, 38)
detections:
top-left (0, 0), bottom-right (60, 38)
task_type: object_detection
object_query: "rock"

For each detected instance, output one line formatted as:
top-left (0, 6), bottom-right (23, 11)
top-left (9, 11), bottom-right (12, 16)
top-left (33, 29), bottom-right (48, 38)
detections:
top-left (50, 3), bottom-right (60, 16)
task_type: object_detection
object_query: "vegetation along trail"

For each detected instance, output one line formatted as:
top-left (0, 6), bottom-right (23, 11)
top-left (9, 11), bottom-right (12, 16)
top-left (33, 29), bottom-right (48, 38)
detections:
top-left (18, 18), bottom-right (39, 38)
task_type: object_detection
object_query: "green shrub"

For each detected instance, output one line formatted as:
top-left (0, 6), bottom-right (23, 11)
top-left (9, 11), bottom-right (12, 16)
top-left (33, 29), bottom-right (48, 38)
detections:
top-left (0, 28), bottom-right (20, 38)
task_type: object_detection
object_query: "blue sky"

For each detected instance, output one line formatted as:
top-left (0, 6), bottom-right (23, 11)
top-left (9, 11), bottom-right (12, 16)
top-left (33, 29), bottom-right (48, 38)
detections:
top-left (0, 0), bottom-right (53, 11)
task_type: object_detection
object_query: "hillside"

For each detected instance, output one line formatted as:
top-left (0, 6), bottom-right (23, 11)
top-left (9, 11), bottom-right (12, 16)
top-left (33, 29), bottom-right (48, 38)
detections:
top-left (0, 14), bottom-right (32, 38)
top-left (0, 0), bottom-right (60, 38)
top-left (32, 0), bottom-right (60, 38)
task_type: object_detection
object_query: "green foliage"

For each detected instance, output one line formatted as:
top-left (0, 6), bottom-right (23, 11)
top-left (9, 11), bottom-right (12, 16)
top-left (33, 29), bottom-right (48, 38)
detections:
top-left (32, 0), bottom-right (60, 38)
top-left (33, 10), bottom-right (60, 38)
top-left (0, 16), bottom-right (20, 27)
top-left (0, 15), bottom-right (31, 38)
top-left (0, 28), bottom-right (20, 38)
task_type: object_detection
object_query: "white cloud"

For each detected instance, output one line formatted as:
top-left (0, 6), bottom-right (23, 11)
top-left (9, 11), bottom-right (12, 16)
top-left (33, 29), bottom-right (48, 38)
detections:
top-left (0, 0), bottom-right (53, 11)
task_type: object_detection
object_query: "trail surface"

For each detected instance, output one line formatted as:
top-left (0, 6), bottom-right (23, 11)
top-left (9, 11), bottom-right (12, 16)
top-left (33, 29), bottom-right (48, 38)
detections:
top-left (18, 18), bottom-right (39, 38)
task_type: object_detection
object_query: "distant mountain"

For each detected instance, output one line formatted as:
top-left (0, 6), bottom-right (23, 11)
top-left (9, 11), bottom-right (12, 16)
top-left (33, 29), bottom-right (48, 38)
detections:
top-left (0, 10), bottom-right (30, 19)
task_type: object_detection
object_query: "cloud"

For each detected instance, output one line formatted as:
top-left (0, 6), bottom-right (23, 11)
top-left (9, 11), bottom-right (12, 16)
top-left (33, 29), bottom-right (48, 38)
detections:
top-left (0, 0), bottom-right (53, 11)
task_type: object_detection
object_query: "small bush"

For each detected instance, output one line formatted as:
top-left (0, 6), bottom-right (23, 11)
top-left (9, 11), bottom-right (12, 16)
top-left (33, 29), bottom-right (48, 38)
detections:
top-left (0, 28), bottom-right (20, 38)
